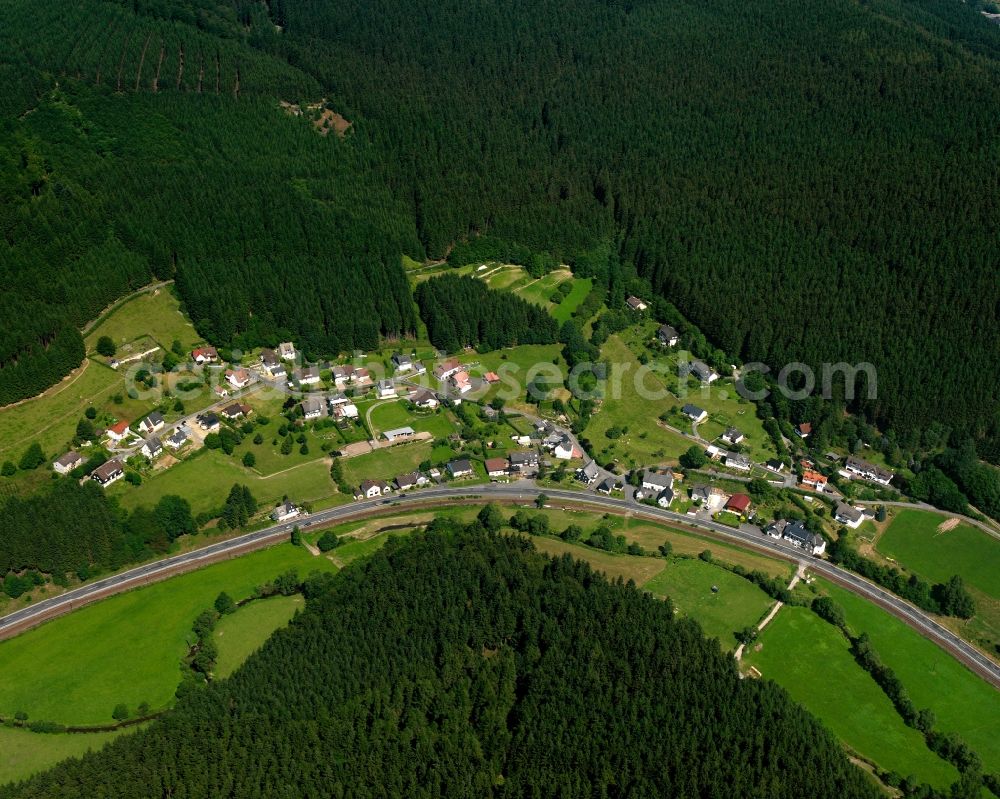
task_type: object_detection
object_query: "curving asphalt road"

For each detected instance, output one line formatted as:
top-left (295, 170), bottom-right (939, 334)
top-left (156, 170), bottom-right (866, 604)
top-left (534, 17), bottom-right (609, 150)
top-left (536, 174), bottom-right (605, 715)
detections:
top-left (2, 483), bottom-right (998, 690)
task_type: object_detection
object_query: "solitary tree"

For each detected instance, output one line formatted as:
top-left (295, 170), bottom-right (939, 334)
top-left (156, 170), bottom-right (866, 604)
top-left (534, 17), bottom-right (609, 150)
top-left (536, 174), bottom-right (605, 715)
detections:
top-left (96, 336), bottom-right (116, 358)
top-left (242, 451), bottom-right (256, 468)
top-left (290, 525), bottom-right (302, 546)
top-left (112, 704), bottom-right (130, 722)
top-left (534, 493), bottom-right (548, 509)
top-left (680, 445), bottom-right (707, 469)
top-left (317, 531), bottom-right (341, 552)
top-left (214, 592), bottom-right (237, 615)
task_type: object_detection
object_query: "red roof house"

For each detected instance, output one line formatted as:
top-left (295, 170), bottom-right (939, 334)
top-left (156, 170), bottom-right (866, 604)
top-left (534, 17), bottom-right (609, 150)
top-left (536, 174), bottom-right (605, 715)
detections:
top-left (725, 493), bottom-right (752, 515)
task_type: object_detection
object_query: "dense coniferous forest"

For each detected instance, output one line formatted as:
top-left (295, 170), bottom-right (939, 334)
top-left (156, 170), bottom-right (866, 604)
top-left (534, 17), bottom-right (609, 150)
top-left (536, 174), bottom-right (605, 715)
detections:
top-left (0, 521), bottom-right (881, 798)
top-left (415, 275), bottom-right (559, 352)
top-left (0, 0), bottom-right (998, 458)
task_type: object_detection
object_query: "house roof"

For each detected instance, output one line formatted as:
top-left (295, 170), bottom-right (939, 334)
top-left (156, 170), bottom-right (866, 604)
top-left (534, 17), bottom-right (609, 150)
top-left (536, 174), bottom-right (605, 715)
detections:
top-left (691, 360), bottom-right (716, 379)
top-left (626, 295), bottom-right (646, 309)
top-left (143, 436), bottom-right (162, 452)
top-left (412, 389), bottom-right (437, 404)
top-left (803, 470), bottom-right (827, 484)
top-left (725, 452), bottom-right (751, 467)
top-left (835, 503), bottom-right (864, 522)
top-left (192, 346), bottom-right (217, 359)
top-left (798, 422), bottom-right (813, 435)
top-left (93, 459), bottom-right (123, 480)
top-left (144, 411), bottom-right (164, 426)
top-left (167, 428), bottom-right (189, 445)
top-left (597, 477), bottom-right (616, 492)
top-left (509, 450), bottom-right (539, 465)
top-left (781, 521), bottom-right (821, 547)
top-left (682, 404), bottom-right (705, 419)
top-left (301, 396), bottom-right (324, 415)
top-left (484, 371), bottom-right (500, 383)
top-left (383, 426), bottom-right (415, 441)
top-left (108, 420), bottom-right (130, 435)
top-left (658, 324), bottom-right (678, 339)
top-left (392, 353), bottom-right (412, 365)
top-left (198, 412), bottom-right (219, 426)
top-left (448, 458), bottom-right (472, 473)
top-left (726, 493), bottom-right (751, 513)
top-left (360, 479), bottom-right (389, 492)
top-left (395, 472), bottom-right (420, 488)
top-left (55, 451), bottom-right (82, 467)
top-left (261, 348), bottom-right (279, 365)
top-left (579, 460), bottom-right (601, 479)
top-left (643, 471), bottom-right (673, 490)
top-left (485, 457), bottom-right (508, 473)
top-left (723, 427), bottom-right (742, 440)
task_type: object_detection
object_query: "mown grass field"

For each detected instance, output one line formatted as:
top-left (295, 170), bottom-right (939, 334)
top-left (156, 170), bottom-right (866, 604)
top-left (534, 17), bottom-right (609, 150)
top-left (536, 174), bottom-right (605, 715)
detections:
top-left (0, 544), bottom-right (334, 726)
top-left (114, 449), bottom-right (338, 516)
top-left (84, 287), bottom-right (201, 356)
top-left (340, 440), bottom-right (435, 486)
top-left (368, 402), bottom-right (456, 439)
top-left (552, 278), bottom-right (593, 323)
top-left (643, 558), bottom-right (774, 648)
top-left (529, 537), bottom-right (667, 584)
top-left (0, 725), bottom-right (135, 787)
top-left (212, 594), bottom-right (303, 679)
top-left (512, 270), bottom-right (572, 308)
top-left (821, 580), bottom-right (1000, 773)
top-left (743, 606), bottom-right (959, 788)
top-left (877, 510), bottom-right (999, 598)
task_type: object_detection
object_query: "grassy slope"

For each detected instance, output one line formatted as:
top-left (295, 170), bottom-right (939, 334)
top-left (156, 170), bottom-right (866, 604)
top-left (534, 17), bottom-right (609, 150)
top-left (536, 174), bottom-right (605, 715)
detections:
top-left (552, 278), bottom-right (594, 323)
top-left (643, 558), bottom-right (774, 648)
top-left (0, 544), bottom-right (335, 725)
top-left (822, 580), bottom-right (1000, 773)
top-left (0, 726), bottom-right (134, 787)
top-left (83, 288), bottom-right (201, 355)
top-left (212, 594), bottom-right (303, 679)
top-left (529, 536), bottom-right (667, 584)
top-left (743, 606), bottom-right (959, 788)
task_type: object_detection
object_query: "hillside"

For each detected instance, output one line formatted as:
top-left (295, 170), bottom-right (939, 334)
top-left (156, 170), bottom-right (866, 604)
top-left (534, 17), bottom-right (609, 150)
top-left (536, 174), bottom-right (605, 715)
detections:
top-left (0, 0), bottom-right (998, 453)
top-left (0, 521), bottom-right (881, 798)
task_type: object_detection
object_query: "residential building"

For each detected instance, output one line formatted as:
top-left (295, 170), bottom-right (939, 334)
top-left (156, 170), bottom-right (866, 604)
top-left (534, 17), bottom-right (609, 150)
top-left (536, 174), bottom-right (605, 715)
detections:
top-left (690, 360), bottom-right (719, 384)
top-left (278, 342), bottom-right (296, 361)
top-left (681, 404), bottom-right (708, 423)
top-left (331, 401), bottom-right (359, 420)
top-left (196, 412), bottom-right (220, 432)
top-left (141, 437), bottom-right (163, 459)
top-left (411, 389), bottom-right (439, 409)
top-left (767, 519), bottom-right (826, 555)
top-left (553, 435), bottom-right (581, 460)
top-left (300, 396), bottom-right (324, 420)
top-left (626, 295), bottom-right (648, 311)
top-left (213, 385), bottom-right (229, 399)
top-left (294, 365), bottom-right (321, 386)
top-left (691, 484), bottom-right (727, 511)
top-left (596, 477), bottom-right (617, 494)
top-left (358, 479), bottom-right (391, 499)
top-left (509, 450), bottom-right (540, 474)
top-left (220, 403), bottom-right (246, 421)
top-left (260, 348), bottom-right (284, 379)
top-left (657, 324), bottom-right (679, 346)
top-left (483, 371), bottom-right (500, 384)
top-left (485, 457), bottom-right (509, 478)
top-left (106, 420), bottom-right (131, 442)
top-left (765, 459), bottom-right (788, 473)
top-left (191, 346), bottom-right (218, 364)
top-left (377, 379), bottom-right (397, 399)
top-left (656, 488), bottom-right (675, 508)
top-left (165, 426), bottom-right (191, 449)
top-left (226, 368), bottom-right (251, 390)
top-left (642, 471), bottom-right (674, 493)
top-left (433, 358), bottom-right (463, 381)
top-left (447, 459), bottom-right (473, 478)
top-left (844, 455), bottom-right (894, 486)
top-left (721, 427), bottom-right (744, 446)
top-left (576, 460), bottom-right (601, 485)
top-left (725, 493), bottom-right (752, 515)
top-left (724, 452), bottom-right (751, 471)
top-left (449, 370), bottom-right (472, 393)
top-left (392, 353), bottom-right (413, 372)
top-left (91, 458), bottom-right (125, 487)
top-left (796, 422), bottom-right (812, 438)
top-left (138, 412), bottom-right (165, 435)
top-left (802, 470), bottom-right (828, 490)
top-left (395, 471), bottom-right (429, 491)
top-left (271, 501), bottom-right (301, 522)
top-left (53, 451), bottom-right (84, 475)
top-left (383, 426), bottom-right (415, 444)
top-left (834, 503), bottom-right (864, 529)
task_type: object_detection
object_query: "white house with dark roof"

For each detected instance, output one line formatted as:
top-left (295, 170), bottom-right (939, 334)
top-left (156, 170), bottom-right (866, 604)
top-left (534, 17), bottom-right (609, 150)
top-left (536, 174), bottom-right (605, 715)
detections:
top-left (392, 353), bottom-right (413, 373)
top-left (138, 412), bottom-right (165, 435)
top-left (377, 379), bottom-right (397, 399)
top-left (53, 451), bottom-right (84, 475)
top-left (767, 519), bottom-right (826, 555)
top-left (294, 365), bottom-right (321, 386)
top-left (447, 459), bottom-right (474, 478)
top-left (657, 324), bottom-right (679, 346)
top-left (690, 360), bottom-right (719, 384)
top-left (626, 295), bottom-right (648, 312)
top-left (721, 427), bottom-right (744, 446)
top-left (724, 452), bottom-right (751, 471)
top-left (278, 342), bottom-right (296, 361)
top-left (834, 503), bottom-right (864, 529)
top-left (642, 471), bottom-right (674, 493)
top-left (844, 455), bottom-right (894, 486)
top-left (301, 396), bottom-right (324, 420)
top-left (141, 437), bottom-right (163, 459)
top-left (681, 404), bottom-right (708, 423)
top-left (165, 426), bottom-right (191, 450)
top-left (271, 501), bottom-right (301, 522)
top-left (358, 479), bottom-right (391, 499)
top-left (576, 460), bottom-right (602, 485)
top-left (91, 458), bottom-right (125, 487)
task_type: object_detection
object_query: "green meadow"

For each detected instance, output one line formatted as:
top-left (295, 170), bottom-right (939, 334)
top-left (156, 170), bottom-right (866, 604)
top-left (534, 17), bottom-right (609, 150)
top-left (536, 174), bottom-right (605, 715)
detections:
top-left (212, 594), bottom-right (304, 679)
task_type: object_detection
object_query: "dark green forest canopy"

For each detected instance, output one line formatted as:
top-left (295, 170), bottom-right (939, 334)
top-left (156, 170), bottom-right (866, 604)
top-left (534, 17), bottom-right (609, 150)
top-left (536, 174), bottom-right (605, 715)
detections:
top-left (0, 522), bottom-right (881, 798)
top-left (0, 0), bottom-right (998, 451)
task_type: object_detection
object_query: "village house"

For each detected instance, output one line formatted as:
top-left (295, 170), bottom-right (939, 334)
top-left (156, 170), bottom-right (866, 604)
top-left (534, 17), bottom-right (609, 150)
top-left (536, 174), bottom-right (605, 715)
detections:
top-left (137, 412), bottom-right (165, 435)
top-left (53, 451), bottom-right (84, 475)
top-left (294, 365), bottom-right (321, 386)
top-left (191, 346), bottom-right (218, 364)
top-left (196, 412), bottom-right (220, 432)
top-left (485, 457), bottom-right (509, 479)
top-left (411, 389), bottom-right (439, 409)
top-left (657, 324), bottom-right (680, 347)
top-left (721, 427), bottom-right (744, 446)
top-left (449, 370), bottom-right (472, 394)
top-left (690, 360), bottom-right (719, 384)
top-left (576, 460), bottom-right (602, 485)
top-left (509, 450), bottom-right (540, 475)
top-left (844, 455), bottom-right (894, 486)
top-left (596, 477), bottom-right (619, 494)
top-left (642, 471), bottom-right (674, 494)
top-left (395, 472), bottom-right (430, 491)
top-left (383, 426), bottom-right (415, 444)
top-left (682, 404), bottom-right (708, 424)
top-left (278, 342), bottom-right (296, 361)
top-left (358, 479), bottom-right (391, 499)
top-left (552, 435), bottom-right (582, 460)
top-left (483, 371), bottom-right (500, 384)
top-left (91, 458), bottom-right (125, 487)
top-left (165, 426), bottom-right (191, 450)
top-left (106, 420), bottom-right (131, 443)
top-left (691, 484), bottom-right (728, 511)
top-left (213, 385), bottom-right (229, 399)
top-left (802, 470), bottom-right (828, 491)
top-left (260, 348), bottom-right (284, 379)
top-left (724, 493), bottom-right (752, 516)
top-left (724, 452), bottom-right (751, 471)
top-left (226, 368), bottom-right (251, 390)
top-left (331, 401), bottom-right (359, 420)
top-left (392, 353), bottom-right (414, 372)
top-left (796, 422), bottom-right (812, 439)
top-left (834, 502), bottom-right (864, 529)
top-left (656, 488), bottom-right (675, 508)
top-left (377, 379), bottom-right (397, 399)
top-left (141, 436), bottom-right (163, 459)
top-left (447, 459), bottom-right (474, 479)
top-left (434, 358), bottom-right (463, 381)
top-left (271, 501), bottom-right (301, 522)
top-left (767, 519), bottom-right (826, 555)
top-left (765, 459), bottom-right (788, 473)
top-left (220, 403), bottom-right (247, 421)
top-left (626, 295), bottom-right (648, 312)
top-left (300, 396), bottom-right (324, 420)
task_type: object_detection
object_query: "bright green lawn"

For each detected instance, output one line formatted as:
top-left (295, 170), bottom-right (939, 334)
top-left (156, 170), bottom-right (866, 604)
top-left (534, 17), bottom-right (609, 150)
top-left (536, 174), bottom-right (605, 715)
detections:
top-left (230, 396), bottom-right (342, 477)
top-left (0, 544), bottom-right (334, 726)
top-left (369, 402), bottom-right (456, 439)
top-left (642, 559), bottom-right (774, 648)
top-left (822, 580), bottom-right (1000, 773)
top-left (340, 440), bottom-right (434, 486)
top-left (213, 594), bottom-right (304, 679)
top-left (514, 270), bottom-right (571, 308)
top-left (552, 278), bottom-right (594, 323)
top-left (0, 725), bottom-right (135, 787)
top-left (84, 286), bottom-right (201, 355)
top-left (877, 510), bottom-right (999, 599)
top-left (743, 607), bottom-right (959, 788)
top-left (114, 449), bottom-right (337, 516)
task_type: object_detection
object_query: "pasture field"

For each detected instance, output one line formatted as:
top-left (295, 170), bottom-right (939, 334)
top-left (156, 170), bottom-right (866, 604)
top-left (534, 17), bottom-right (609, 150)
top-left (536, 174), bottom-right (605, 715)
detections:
top-left (0, 725), bottom-right (134, 787)
top-left (552, 278), bottom-right (594, 323)
top-left (0, 544), bottom-right (334, 726)
top-left (368, 401), bottom-right (456, 439)
top-left (213, 594), bottom-right (304, 679)
top-left (529, 537), bottom-right (667, 584)
top-left (512, 270), bottom-right (572, 308)
top-left (84, 287), bottom-right (201, 356)
top-left (743, 606), bottom-right (959, 788)
top-left (339, 440), bottom-right (435, 486)
top-left (587, 335), bottom-right (693, 469)
top-left (230, 396), bottom-right (344, 476)
top-left (877, 510), bottom-right (999, 598)
top-left (642, 558), bottom-right (774, 648)
top-left (113, 449), bottom-right (337, 516)
top-left (821, 580), bottom-right (1000, 773)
